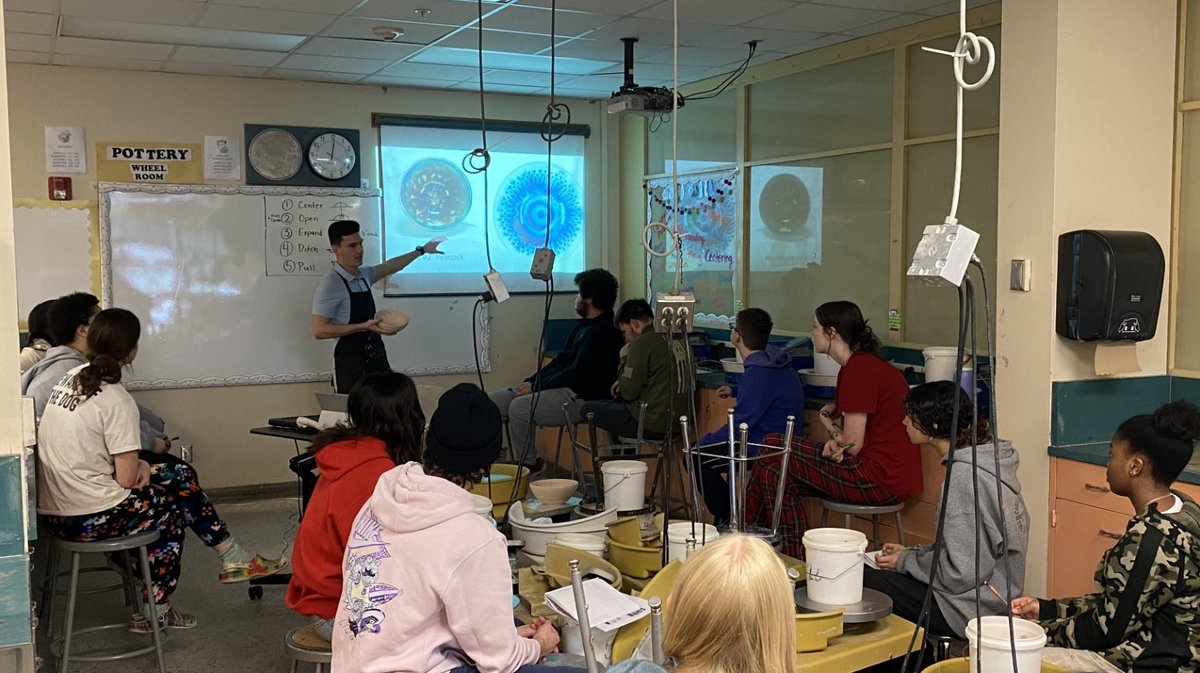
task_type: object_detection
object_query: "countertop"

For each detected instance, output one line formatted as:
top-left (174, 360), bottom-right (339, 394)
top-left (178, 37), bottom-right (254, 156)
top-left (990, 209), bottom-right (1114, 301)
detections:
top-left (1049, 443), bottom-right (1200, 486)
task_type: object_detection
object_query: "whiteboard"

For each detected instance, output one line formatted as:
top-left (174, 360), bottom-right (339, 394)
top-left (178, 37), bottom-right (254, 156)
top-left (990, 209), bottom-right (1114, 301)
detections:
top-left (99, 183), bottom-right (490, 390)
top-left (14, 201), bottom-right (99, 326)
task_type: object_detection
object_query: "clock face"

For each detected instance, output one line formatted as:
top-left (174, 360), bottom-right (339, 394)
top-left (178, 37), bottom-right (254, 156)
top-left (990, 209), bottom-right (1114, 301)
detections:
top-left (308, 132), bottom-right (357, 180)
top-left (248, 128), bottom-right (303, 181)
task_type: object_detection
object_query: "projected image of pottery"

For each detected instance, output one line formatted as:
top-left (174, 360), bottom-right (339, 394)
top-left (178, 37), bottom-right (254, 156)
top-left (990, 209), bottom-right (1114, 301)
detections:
top-left (495, 163), bottom-right (583, 255)
top-left (758, 173), bottom-right (812, 239)
top-left (400, 158), bottom-right (471, 232)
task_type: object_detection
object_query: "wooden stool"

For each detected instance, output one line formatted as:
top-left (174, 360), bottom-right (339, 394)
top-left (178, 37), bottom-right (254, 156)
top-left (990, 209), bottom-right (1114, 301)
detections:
top-left (819, 499), bottom-right (905, 547)
top-left (286, 625), bottom-right (332, 673)
top-left (46, 530), bottom-right (166, 673)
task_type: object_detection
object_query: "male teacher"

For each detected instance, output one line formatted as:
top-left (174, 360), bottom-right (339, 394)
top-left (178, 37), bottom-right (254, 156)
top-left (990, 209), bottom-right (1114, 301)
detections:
top-left (311, 220), bottom-right (442, 393)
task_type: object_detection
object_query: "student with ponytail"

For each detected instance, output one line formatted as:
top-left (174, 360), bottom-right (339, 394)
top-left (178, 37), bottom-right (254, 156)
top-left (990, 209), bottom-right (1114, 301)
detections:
top-left (1012, 401), bottom-right (1200, 673)
top-left (747, 301), bottom-right (921, 552)
top-left (36, 309), bottom-right (283, 634)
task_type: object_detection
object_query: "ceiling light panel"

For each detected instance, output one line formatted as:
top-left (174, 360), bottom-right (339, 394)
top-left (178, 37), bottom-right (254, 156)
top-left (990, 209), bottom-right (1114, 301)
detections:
top-left (438, 29), bottom-right (560, 55)
top-left (165, 62), bottom-right (270, 79)
top-left (376, 61), bottom-right (481, 81)
top-left (60, 0), bottom-right (207, 26)
top-left (479, 6), bottom-right (618, 37)
top-left (410, 46), bottom-right (615, 75)
top-left (196, 5), bottom-right (336, 35)
top-left (59, 16), bottom-right (306, 51)
top-left (4, 10), bottom-right (57, 35)
top-left (55, 36), bottom-right (176, 60)
top-left (53, 52), bottom-right (165, 71)
top-left (297, 36), bottom-right (422, 61)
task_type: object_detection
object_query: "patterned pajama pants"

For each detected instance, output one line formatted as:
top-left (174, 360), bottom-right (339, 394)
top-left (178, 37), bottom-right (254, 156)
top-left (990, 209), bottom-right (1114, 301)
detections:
top-left (745, 434), bottom-right (900, 558)
top-left (43, 459), bottom-right (232, 605)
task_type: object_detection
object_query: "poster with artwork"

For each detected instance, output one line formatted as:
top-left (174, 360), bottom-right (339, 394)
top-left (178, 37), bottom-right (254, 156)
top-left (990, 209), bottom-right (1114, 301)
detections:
top-left (204, 135), bottom-right (241, 181)
top-left (645, 169), bottom-right (737, 325)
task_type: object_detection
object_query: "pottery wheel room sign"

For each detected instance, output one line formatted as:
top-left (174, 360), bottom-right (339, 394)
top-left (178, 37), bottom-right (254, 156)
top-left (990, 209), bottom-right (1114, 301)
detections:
top-left (97, 142), bottom-right (203, 183)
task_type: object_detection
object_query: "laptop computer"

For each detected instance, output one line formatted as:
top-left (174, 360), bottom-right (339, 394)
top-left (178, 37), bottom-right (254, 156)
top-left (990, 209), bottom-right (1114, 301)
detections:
top-left (268, 392), bottom-right (349, 432)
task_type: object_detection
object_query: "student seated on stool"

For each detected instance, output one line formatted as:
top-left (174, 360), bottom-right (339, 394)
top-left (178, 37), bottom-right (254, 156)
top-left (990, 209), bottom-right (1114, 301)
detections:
top-left (333, 384), bottom-right (581, 673)
top-left (580, 299), bottom-right (692, 445)
top-left (488, 269), bottom-right (623, 470)
top-left (286, 372), bottom-right (426, 642)
top-left (863, 382), bottom-right (1029, 639)
top-left (692, 308), bottom-right (804, 526)
top-left (1011, 401), bottom-right (1200, 673)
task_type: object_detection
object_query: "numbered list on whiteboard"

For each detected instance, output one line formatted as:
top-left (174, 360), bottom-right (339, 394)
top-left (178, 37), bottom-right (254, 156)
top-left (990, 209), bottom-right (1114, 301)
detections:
top-left (263, 195), bottom-right (376, 276)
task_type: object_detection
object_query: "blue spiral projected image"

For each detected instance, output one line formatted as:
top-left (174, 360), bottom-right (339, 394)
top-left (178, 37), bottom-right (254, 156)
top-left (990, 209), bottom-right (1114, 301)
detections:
top-left (495, 163), bottom-right (583, 255)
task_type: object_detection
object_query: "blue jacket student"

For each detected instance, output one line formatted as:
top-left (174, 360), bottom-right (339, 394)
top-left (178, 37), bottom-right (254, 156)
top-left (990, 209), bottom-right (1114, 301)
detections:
top-left (700, 345), bottom-right (805, 450)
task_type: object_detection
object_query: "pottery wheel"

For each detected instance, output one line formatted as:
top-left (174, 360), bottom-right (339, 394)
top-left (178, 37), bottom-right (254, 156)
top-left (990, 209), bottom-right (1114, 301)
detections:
top-left (795, 586), bottom-right (892, 624)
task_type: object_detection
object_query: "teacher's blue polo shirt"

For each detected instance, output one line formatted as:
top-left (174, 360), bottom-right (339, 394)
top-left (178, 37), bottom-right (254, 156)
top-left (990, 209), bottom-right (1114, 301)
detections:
top-left (311, 263), bottom-right (377, 325)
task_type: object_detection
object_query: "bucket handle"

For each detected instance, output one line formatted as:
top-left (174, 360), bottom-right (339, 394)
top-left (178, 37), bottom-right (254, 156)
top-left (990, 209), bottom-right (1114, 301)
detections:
top-left (602, 471), bottom-right (637, 495)
top-left (807, 553), bottom-right (866, 583)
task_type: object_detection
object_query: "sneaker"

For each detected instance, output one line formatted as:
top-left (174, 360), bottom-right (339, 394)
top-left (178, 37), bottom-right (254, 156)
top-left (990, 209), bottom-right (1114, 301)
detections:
top-left (129, 605), bottom-right (197, 633)
top-left (218, 554), bottom-right (287, 584)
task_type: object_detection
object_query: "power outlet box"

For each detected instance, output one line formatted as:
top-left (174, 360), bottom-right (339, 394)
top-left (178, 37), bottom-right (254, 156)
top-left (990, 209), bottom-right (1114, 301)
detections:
top-left (484, 270), bottom-right (510, 303)
top-left (655, 292), bottom-right (695, 333)
top-left (530, 247), bottom-right (555, 281)
top-left (906, 223), bottom-right (980, 288)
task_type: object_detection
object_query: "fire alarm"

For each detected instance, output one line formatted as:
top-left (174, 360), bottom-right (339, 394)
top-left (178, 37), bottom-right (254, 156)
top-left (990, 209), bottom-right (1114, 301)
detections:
top-left (48, 176), bottom-right (72, 201)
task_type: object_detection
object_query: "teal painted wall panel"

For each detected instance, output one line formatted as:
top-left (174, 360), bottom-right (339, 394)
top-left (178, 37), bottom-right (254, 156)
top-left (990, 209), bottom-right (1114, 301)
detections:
top-left (0, 457), bottom-right (24, 558)
top-left (1052, 376), bottom-right (1171, 446)
top-left (0, 554), bottom-right (30, 648)
top-left (1172, 376), bottom-right (1200, 403)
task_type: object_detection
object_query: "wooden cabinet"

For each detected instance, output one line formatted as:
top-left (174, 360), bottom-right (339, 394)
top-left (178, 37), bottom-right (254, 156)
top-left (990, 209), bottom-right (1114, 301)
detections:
top-left (1048, 457), bottom-right (1200, 597)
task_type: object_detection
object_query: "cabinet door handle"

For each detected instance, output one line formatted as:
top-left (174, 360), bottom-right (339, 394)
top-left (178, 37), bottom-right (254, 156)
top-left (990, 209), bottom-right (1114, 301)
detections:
top-left (1098, 528), bottom-right (1122, 540)
top-left (1084, 483), bottom-right (1111, 493)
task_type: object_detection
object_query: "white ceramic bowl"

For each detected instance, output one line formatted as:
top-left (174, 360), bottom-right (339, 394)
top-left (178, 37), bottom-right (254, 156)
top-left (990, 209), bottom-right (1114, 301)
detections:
top-left (799, 369), bottom-right (838, 388)
top-left (813, 352), bottom-right (841, 376)
top-left (508, 501), bottom-right (619, 556)
top-left (374, 309), bottom-right (410, 332)
top-left (720, 357), bottom-right (745, 374)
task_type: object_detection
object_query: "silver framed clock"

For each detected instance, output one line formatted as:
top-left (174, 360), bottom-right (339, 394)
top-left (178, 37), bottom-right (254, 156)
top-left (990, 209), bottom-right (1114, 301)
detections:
top-left (307, 132), bottom-right (357, 181)
top-left (247, 128), bottom-right (303, 181)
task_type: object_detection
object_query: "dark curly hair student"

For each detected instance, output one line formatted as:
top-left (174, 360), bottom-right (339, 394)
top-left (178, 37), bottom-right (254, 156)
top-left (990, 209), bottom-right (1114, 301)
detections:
top-left (1012, 400), bottom-right (1200, 673)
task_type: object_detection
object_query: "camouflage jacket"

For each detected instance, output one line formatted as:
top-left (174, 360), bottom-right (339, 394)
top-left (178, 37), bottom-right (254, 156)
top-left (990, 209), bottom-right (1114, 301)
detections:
top-left (1038, 492), bottom-right (1200, 673)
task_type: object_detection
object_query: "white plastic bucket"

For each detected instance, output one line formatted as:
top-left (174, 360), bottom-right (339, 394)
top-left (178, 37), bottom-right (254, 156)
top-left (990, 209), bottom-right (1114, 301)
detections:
top-left (965, 616), bottom-right (1047, 673)
top-left (554, 532), bottom-right (607, 559)
top-left (813, 352), bottom-right (841, 376)
top-left (561, 618), bottom-right (619, 666)
top-left (802, 528), bottom-right (868, 605)
top-left (601, 460), bottom-right (649, 512)
top-left (922, 347), bottom-right (961, 382)
top-left (667, 522), bottom-right (720, 562)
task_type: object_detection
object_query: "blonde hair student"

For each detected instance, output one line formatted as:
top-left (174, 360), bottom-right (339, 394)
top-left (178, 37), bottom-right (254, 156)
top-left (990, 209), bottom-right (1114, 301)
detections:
top-left (606, 533), bottom-right (795, 673)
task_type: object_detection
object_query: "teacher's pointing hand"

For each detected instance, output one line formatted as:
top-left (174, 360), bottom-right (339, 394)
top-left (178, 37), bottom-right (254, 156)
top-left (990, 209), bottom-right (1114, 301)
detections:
top-left (422, 238), bottom-right (446, 254)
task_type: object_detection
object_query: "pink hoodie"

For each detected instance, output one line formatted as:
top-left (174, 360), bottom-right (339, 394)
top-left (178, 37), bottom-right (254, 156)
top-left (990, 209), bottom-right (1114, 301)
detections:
top-left (332, 462), bottom-right (540, 673)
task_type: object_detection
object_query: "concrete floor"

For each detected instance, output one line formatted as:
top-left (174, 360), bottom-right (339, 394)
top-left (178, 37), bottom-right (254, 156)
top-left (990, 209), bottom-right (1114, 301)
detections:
top-left (34, 495), bottom-right (306, 673)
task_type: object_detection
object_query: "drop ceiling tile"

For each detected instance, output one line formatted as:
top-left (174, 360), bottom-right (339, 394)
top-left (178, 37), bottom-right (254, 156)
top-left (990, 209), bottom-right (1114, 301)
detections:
top-left (553, 84), bottom-right (616, 98)
top-left (267, 68), bottom-right (369, 84)
top-left (360, 74), bottom-right (463, 89)
top-left (642, 45), bottom-right (760, 69)
top-left (53, 53), bottom-right (164, 71)
top-left (636, 0), bottom-right (793, 25)
top-left (165, 62), bottom-right (270, 78)
top-left (514, 0), bottom-right (665, 16)
top-left (3, 0), bottom-right (57, 12)
top-left (276, 53), bottom-right (392, 74)
top-left (5, 11), bottom-right (57, 35)
top-left (59, 0), bottom-right (207, 26)
top-left (377, 61), bottom-right (481, 81)
top-left (211, 0), bottom-right (362, 14)
top-left (626, 63), bottom-right (725, 86)
top-left (438, 28), bottom-right (558, 55)
top-left (843, 12), bottom-right (930, 37)
top-left (481, 81), bottom-right (545, 95)
top-left (543, 38), bottom-right (627, 61)
top-left (480, 5), bottom-right (618, 37)
top-left (321, 17), bottom-right (455, 45)
top-left (196, 5), bottom-right (336, 35)
top-left (480, 68), bottom-right (574, 86)
top-left (6, 50), bottom-right (51, 64)
top-left (6, 33), bottom-right (52, 52)
top-left (352, 0), bottom-right (482, 26)
top-left (556, 73), bottom-right (623, 91)
top-left (297, 36), bottom-right (422, 61)
top-left (704, 26), bottom-right (831, 54)
top-left (819, 0), bottom-right (957, 12)
top-left (744, 3), bottom-right (901, 34)
top-left (169, 45), bottom-right (287, 67)
top-left (55, 36), bottom-right (176, 60)
top-left (582, 17), bottom-right (722, 48)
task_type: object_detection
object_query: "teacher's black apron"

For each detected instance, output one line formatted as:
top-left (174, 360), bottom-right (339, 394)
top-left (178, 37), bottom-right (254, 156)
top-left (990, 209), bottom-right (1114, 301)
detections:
top-left (333, 276), bottom-right (390, 393)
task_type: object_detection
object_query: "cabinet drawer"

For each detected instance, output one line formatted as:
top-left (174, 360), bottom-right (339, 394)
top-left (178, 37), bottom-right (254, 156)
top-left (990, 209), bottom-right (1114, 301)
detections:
top-left (1055, 459), bottom-right (1134, 516)
top-left (1049, 498), bottom-right (1131, 598)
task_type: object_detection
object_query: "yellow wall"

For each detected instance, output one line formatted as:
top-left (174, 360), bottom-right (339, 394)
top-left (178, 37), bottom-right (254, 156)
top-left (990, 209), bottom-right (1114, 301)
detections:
top-left (6, 63), bottom-right (616, 488)
top-left (996, 0), bottom-right (1177, 594)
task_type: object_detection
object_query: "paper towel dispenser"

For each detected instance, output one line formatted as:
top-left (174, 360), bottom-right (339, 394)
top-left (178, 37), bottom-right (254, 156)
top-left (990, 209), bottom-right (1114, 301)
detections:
top-left (1056, 230), bottom-right (1164, 342)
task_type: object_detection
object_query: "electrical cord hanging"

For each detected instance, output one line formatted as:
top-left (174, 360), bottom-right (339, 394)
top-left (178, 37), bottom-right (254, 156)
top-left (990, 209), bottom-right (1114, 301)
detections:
top-left (472, 298), bottom-right (486, 391)
top-left (921, 2), bottom-right (994, 225)
top-left (464, 0), bottom-right (495, 272)
top-left (684, 41), bottom-right (758, 101)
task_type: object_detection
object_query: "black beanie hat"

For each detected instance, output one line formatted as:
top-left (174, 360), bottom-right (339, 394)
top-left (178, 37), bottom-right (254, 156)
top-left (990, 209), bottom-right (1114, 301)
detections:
top-left (424, 383), bottom-right (503, 475)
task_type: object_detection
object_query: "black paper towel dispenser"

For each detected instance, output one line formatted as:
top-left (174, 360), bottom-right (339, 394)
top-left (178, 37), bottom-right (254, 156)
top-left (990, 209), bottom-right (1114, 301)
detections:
top-left (1056, 230), bottom-right (1164, 342)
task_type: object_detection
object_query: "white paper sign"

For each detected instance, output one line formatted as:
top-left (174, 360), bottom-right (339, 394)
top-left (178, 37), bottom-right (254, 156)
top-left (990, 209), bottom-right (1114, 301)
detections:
top-left (544, 579), bottom-right (650, 632)
top-left (204, 134), bottom-right (241, 181)
top-left (45, 126), bottom-right (87, 173)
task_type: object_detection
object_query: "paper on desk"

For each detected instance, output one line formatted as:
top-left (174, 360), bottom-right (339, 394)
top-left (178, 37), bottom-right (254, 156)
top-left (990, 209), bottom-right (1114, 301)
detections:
top-left (544, 578), bottom-right (649, 632)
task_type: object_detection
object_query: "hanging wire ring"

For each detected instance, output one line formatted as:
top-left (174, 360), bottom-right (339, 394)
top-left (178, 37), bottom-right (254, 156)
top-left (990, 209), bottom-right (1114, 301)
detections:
top-left (921, 30), bottom-right (995, 91)
top-left (643, 220), bottom-right (683, 258)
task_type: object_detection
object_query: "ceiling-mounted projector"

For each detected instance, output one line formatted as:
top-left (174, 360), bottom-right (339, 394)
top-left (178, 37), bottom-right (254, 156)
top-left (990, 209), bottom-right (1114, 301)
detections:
top-left (607, 37), bottom-right (684, 116)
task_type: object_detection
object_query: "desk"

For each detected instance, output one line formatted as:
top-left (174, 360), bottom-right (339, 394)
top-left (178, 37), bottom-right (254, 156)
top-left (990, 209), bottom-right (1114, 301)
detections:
top-left (796, 615), bottom-right (922, 673)
top-left (247, 426), bottom-right (318, 599)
